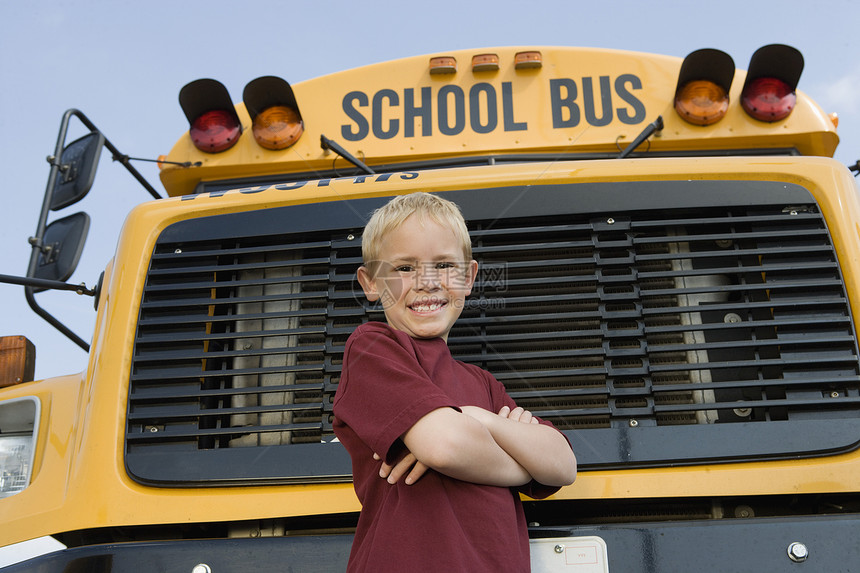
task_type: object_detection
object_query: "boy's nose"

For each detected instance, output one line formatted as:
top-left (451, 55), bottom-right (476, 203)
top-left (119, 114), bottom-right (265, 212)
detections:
top-left (415, 265), bottom-right (442, 290)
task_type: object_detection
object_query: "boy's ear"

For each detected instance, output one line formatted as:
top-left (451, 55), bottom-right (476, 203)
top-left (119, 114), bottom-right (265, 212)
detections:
top-left (356, 265), bottom-right (380, 302)
top-left (464, 260), bottom-right (479, 295)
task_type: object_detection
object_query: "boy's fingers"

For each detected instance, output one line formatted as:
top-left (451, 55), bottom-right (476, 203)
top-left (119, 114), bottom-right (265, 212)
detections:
top-left (509, 406), bottom-right (525, 421)
top-left (386, 453), bottom-right (419, 484)
top-left (405, 461), bottom-right (429, 485)
top-left (498, 405), bottom-right (510, 417)
top-left (379, 462), bottom-right (392, 479)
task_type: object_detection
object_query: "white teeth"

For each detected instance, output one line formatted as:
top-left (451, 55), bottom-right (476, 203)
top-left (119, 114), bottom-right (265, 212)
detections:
top-left (412, 302), bottom-right (443, 312)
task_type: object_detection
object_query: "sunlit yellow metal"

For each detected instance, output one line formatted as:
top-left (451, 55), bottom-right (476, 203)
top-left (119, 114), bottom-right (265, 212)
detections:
top-left (159, 46), bottom-right (839, 197)
top-left (3, 156), bottom-right (860, 549)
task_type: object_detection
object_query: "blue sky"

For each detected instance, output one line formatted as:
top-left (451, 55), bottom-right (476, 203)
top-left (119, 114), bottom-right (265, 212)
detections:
top-left (1, 0), bottom-right (859, 383)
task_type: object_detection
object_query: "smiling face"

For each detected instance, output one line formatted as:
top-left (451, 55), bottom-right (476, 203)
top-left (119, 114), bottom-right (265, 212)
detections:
top-left (357, 214), bottom-right (478, 341)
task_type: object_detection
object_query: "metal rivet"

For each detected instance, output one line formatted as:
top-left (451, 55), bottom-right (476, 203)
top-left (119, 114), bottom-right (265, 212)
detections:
top-left (174, 248), bottom-right (183, 254)
top-left (629, 419), bottom-right (639, 427)
top-left (787, 542), bottom-right (808, 562)
top-left (606, 218), bottom-right (615, 225)
top-left (723, 313), bottom-right (742, 323)
top-left (789, 210), bottom-right (798, 216)
top-left (554, 544), bottom-right (565, 554)
top-left (192, 565), bottom-right (212, 573)
top-left (830, 391), bottom-right (840, 398)
top-left (347, 234), bottom-right (355, 241)
top-left (733, 407), bottom-right (752, 417)
top-left (715, 239), bottom-right (733, 248)
top-left (734, 505), bottom-right (754, 518)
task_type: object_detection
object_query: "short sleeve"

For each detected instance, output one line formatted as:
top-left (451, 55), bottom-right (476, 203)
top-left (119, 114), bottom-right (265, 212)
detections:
top-left (333, 324), bottom-right (459, 462)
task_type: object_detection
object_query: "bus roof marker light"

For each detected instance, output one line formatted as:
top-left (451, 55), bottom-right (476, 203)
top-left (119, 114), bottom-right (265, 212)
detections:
top-left (674, 48), bottom-right (735, 126)
top-left (514, 51), bottom-right (542, 69)
top-left (179, 79), bottom-right (242, 153)
top-left (243, 76), bottom-right (304, 150)
top-left (741, 44), bottom-right (804, 122)
top-left (429, 57), bottom-right (457, 74)
top-left (472, 54), bottom-right (500, 73)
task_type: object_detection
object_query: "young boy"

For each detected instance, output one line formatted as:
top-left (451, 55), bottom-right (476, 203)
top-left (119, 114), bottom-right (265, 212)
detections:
top-left (333, 192), bottom-right (577, 572)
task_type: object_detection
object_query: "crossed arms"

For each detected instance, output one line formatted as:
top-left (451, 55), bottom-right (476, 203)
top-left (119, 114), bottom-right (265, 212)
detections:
top-left (379, 404), bottom-right (577, 489)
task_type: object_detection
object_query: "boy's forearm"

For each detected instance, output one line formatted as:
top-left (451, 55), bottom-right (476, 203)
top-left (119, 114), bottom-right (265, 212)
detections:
top-left (461, 406), bottom-right (577, 487)
top-left (402, 408), bottom-right (532, 487)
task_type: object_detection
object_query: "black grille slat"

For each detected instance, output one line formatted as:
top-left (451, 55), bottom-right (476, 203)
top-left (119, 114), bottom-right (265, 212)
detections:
top-left (125, 190), bottom-right (860, 485)
top-left (131, 364), bottom-right (325, 382)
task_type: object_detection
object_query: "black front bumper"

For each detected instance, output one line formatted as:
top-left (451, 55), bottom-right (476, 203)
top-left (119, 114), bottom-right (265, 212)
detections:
top-left (5, 514), bottom-right (860, 572)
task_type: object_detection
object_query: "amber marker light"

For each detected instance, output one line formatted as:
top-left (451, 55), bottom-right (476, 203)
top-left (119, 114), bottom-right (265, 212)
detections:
top-left (471, 54), bottom-right (499, 72)
top-left (514, 51), bottom-right (542, 69)
top-left (429, 56), bottom-right (457, 74)
top-left (674, 80), bottom-right (730, 126)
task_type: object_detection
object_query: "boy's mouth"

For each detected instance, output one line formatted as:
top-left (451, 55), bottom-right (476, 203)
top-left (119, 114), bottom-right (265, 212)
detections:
top-left (408, 299), bottom-right (447, 313)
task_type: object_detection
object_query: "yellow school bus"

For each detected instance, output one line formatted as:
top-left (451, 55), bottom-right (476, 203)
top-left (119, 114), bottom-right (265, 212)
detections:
top-left (2, 44), bottom-right (860, 571)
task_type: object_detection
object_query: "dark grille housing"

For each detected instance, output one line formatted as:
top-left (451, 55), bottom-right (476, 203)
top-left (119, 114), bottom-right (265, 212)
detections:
top-left (125, 181), bottom-right (860, 485)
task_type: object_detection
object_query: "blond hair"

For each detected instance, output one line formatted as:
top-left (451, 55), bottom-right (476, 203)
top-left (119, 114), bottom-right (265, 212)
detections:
top-left (361, 192), bottom-right (472, 275)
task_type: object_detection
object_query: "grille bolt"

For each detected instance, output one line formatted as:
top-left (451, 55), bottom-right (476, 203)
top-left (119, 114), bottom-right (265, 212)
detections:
top-left (192, 565), bottom-right (212, 573)
top-left (723, 313), bottom-right (742, 323)
top-left (734, 505), bottom-right (754, 518)
top-left (715, 239), bottom-right (733, 248)
top-left (606, 218), bottom-right (615, 225)
top-left (787, 542), bottom-right (809, 562)
top-left (174, 248), bottom-right (182, 254)
top-left (789, 210), bottom-right (799, 216)
top-left (628, 419), bottom-right (639, 427)
top-left (554, 544), bottom-right (565, 554)
top-left (830, 391), bottom-right (840, 398)
top-left (347, 234), bottom-right (355, 241)
top-left (733, 407), bottom-right (752, 417)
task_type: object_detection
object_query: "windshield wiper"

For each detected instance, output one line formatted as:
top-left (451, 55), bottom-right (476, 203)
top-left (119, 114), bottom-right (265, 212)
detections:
top-left (320, 135), bottom-right (375, 175)
top-left (618, 116), bottom-right (664, 159)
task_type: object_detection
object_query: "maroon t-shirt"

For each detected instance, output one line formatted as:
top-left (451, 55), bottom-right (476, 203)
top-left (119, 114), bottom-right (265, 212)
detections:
top-left (333, 322), bottom-right (560, 572)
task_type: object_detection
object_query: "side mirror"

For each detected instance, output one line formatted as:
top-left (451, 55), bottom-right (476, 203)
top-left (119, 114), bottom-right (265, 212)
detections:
top-left (50, 131), bottom-right (104, 211)
top-left (30, 212), bottom-right (90, 291)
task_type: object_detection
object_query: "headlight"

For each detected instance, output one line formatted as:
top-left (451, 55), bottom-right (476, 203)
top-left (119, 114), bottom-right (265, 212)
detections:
top-left (0, 397), bottom-right (40, 498)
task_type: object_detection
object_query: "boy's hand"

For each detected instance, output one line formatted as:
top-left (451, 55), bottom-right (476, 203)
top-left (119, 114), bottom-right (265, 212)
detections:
top-left (498, 405), bottom-right (540, 424)
top-left (374, 452), bottom-right (429, 485)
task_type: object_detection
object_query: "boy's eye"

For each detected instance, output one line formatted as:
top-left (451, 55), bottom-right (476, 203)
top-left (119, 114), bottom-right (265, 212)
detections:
top-left (435, 262), bottom-right (456, 270)
top-left (395, 265), bottom-right (415, 273)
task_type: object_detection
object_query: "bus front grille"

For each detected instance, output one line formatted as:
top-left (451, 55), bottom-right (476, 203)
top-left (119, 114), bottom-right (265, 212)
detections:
top-left (125, 182), bottom-right (860, 485)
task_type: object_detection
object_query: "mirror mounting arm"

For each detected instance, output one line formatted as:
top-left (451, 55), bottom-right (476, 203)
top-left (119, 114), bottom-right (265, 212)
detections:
top-left (23, 109), bottom-right (159, 352)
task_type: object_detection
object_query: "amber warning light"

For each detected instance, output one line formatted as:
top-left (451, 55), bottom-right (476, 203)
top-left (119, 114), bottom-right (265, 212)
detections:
top-left (674, 48), bottom-right (735, 126)
top-left (243, 76), bottom-right (304, 151)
